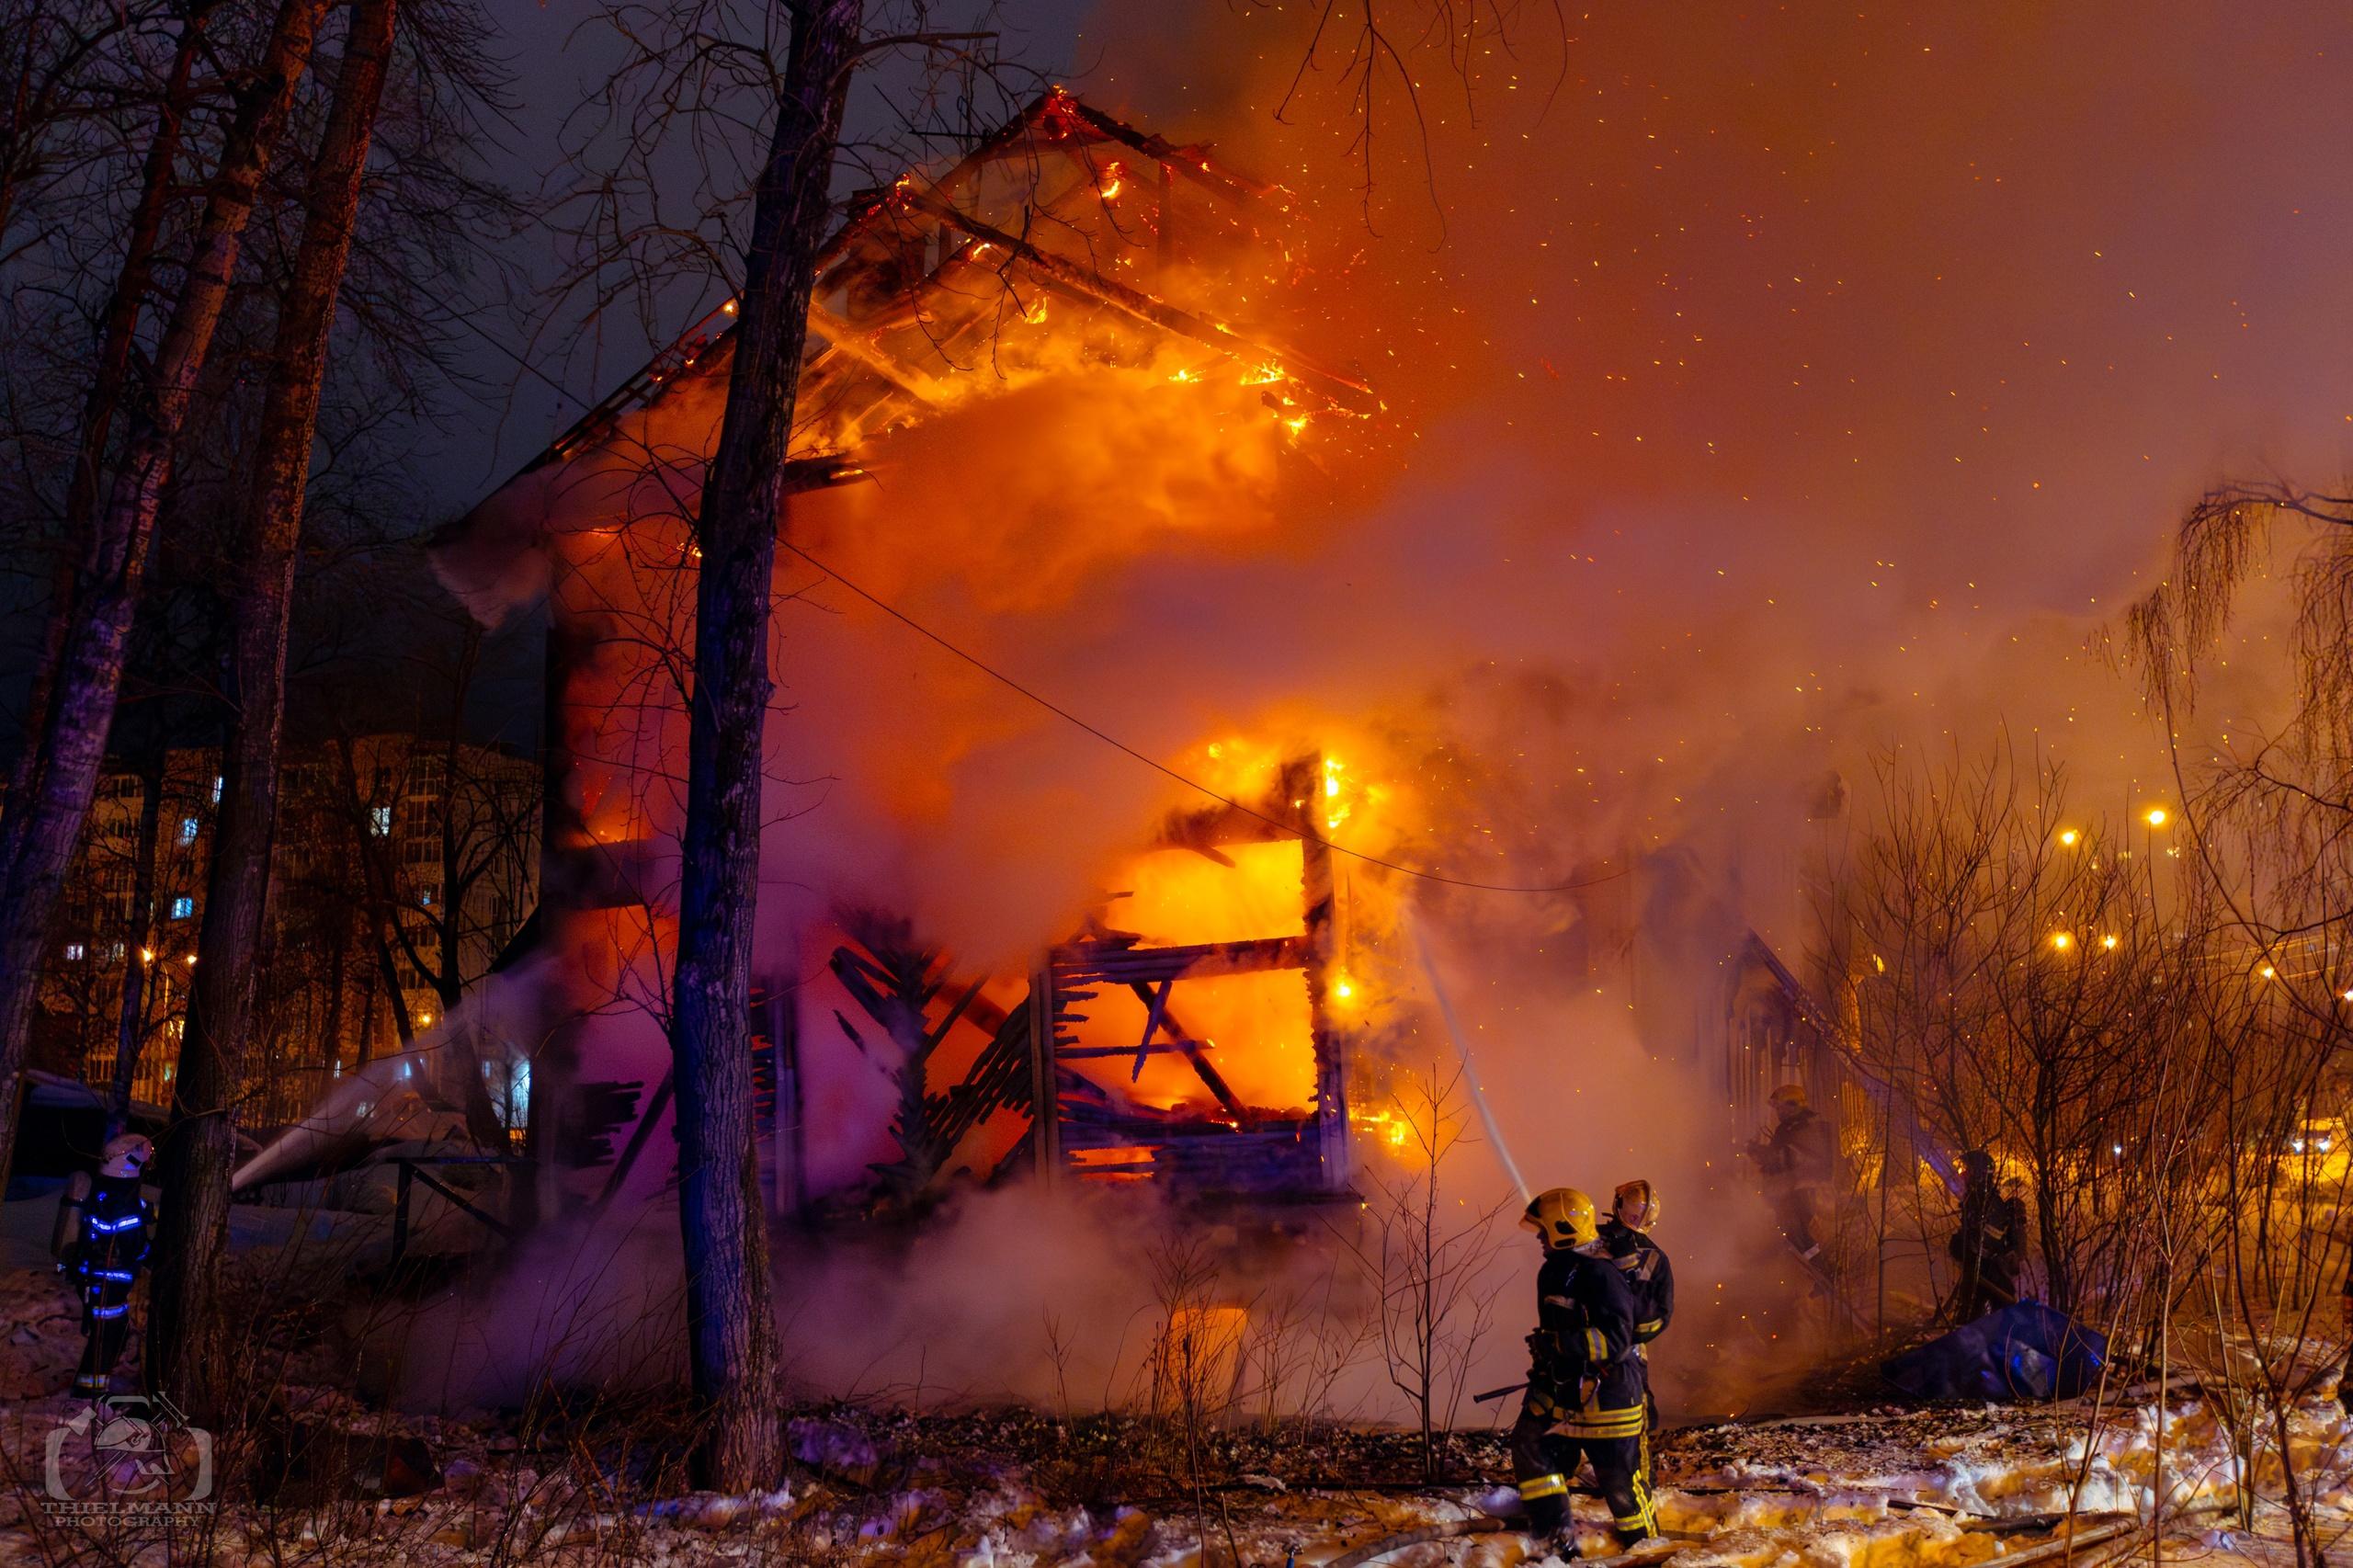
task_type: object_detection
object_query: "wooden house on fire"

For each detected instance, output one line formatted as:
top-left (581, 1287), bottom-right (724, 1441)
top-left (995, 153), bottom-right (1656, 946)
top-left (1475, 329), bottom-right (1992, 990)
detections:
top-left (432, 93), bottom-right (1376, 1222)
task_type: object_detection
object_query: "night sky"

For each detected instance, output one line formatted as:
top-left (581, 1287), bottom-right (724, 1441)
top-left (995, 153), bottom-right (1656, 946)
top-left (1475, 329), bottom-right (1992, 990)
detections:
top-left (434, 2), bottom-right (2353, 903)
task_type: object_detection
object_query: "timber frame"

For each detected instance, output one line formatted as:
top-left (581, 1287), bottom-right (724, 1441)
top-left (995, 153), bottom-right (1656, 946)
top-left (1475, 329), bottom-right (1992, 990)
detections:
top-left (1029, 756), bottom-right (1354, 1198)
top-left (439, 90), bottom-right (1371, 1219)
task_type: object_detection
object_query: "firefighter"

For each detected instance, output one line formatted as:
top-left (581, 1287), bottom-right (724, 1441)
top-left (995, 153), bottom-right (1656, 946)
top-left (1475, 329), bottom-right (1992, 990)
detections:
top-left (1600, 1179), bottom-right (1675, 1347)
top-left (63, 1132), bottom-right (153, 1399)
top-left (2341, 1244), bottom-right (2353, 1420)
top-left (1511, 1187), bottom-right (1657, 1553)
top-left (1600, 1179), bottom-right (1675, 1436)
top-left (1748, 1084), bottom-right (1834, 1261)
top-left (1949, 1151), bottom-right (2028, 1321)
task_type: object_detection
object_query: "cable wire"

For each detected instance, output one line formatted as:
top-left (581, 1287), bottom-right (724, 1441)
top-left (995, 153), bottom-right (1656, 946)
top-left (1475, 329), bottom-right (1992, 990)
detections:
top-left (780, 539), bottom-right (1626, 895)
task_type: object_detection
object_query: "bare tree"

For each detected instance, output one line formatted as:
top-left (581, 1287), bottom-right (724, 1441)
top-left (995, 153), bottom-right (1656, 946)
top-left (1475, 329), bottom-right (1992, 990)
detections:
top-left (0, 0), bottom-right (331, 1201)
top-left (1335, 1062), bottom-right (1509, 1482)
top-left (148, 0), bottom-right (405, 1415)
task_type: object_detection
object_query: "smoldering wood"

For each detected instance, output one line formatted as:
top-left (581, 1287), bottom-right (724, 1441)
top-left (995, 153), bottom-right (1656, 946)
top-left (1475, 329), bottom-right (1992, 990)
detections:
top-left (442, 95), bottom-right (1376, 1224)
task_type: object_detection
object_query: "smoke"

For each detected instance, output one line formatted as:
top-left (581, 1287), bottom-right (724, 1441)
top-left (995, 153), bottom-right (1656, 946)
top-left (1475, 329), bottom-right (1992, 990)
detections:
top-left (410, 1), bottom-right (2353, 1421)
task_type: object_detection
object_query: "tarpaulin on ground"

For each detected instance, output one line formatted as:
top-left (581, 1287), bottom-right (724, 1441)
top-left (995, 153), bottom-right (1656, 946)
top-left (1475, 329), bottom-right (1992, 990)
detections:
top-left (1881, 1301), bottom-right (2108, 1403)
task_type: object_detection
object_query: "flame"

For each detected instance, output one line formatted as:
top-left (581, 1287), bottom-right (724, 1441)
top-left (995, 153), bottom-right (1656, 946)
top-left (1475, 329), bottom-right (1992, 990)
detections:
top-left (1154, 1304), bottom-right (1249, 1408)
top-left (1321, 755), bottom-right (1352, 832)
top-left (1240, 360), bottom-right (1287, 386)
top-left (1076, 841), bottom-right (1316, 1114)
top-left (1097, 160), bottom-right (1125, 200)
top-left (1351, 1106), bottom-right (1423, 1161)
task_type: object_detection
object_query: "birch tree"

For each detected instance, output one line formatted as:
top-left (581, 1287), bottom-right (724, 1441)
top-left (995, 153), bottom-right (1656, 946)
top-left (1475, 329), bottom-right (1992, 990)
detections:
top-left (148, 0), bottom-right (399, 1415)
top-left (0, 0), bottom-right (329, 1201)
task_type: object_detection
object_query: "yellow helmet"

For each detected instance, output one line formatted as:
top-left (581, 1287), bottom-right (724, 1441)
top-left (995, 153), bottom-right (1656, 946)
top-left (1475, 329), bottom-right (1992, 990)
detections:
top-left (1521, 1187), bottom-right (1600, 1250)
top-left (1768, 1083), bottom-right (1808, 1110)
top-left (1613, 1178), bottom-right (1660, 1232)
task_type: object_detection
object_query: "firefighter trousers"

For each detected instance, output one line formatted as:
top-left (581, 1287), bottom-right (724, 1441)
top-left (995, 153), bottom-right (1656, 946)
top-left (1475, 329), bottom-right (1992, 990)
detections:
top-left (74, 1284), bottom-right (131, 1398)
top-left (1510, 1403), bottom-right (1656, 1547)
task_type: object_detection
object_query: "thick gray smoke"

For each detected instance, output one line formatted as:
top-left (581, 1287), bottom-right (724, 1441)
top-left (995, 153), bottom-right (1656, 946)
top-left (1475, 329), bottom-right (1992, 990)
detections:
top-left (411, 1), bottom-right (2353, 1424)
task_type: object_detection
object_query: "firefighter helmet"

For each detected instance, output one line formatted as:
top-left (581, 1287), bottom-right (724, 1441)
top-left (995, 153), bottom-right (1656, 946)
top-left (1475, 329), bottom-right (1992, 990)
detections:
top-left (1768, 1083), bottom-right (1808, 1110)
top-left (100, 1133), bottom-right (153, 1178)
top-left (1521, 1187), bottom-right (1600, 1250)
top-left (1613, 1178), bottom-right (1660, 1232)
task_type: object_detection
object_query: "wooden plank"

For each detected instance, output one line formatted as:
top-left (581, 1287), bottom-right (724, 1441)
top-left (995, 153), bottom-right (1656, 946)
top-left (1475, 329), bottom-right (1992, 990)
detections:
top-left (1123, 981), bottom-right (1251, 1124)
top-left (1028, 961), bottom-right (1059, 1179)
top-left (1133, 976), bottom-right (1175, 1081)
top-left (1052, 933), bottom-right (1313, 983)
top-left (902, 191), bottom-right (1372, 405)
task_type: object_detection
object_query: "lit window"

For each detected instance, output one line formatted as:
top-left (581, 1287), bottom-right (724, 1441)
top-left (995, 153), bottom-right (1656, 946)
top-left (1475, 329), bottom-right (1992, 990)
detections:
top-left (63, 943), bottom-right (85, 961)
top-left (210, 776), bottom-right (223, 805)
top-left (370, 805), bottom-right (392, 836)
top-left (178, 816), bottom-right (199, 845)
top-left (169, 896), bottom-right (193, 920)
top-left (419, 889), bottom-right (434, 907)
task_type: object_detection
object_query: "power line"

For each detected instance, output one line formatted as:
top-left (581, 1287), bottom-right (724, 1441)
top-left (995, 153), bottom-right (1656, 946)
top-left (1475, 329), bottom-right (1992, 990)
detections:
top-left (779, 539), bottom-right (1627, 896)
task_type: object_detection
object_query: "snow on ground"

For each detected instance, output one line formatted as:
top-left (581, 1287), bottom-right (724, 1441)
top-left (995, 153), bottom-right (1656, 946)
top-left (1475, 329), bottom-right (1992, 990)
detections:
top-left (0, 1251), bottom-right (2347, 1567)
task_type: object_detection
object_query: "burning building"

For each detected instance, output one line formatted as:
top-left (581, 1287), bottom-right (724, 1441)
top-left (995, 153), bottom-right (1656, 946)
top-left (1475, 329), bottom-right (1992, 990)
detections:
top-left (432, 92), bottom-right (1389, 1222)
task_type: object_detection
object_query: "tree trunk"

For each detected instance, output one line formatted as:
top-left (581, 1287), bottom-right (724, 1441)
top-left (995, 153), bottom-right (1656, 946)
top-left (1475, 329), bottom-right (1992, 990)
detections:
top-left (7, 4), bottom-right (219, 825)
top-left (0, 0), bottom-right (327, 1207)
top-left (322, 902), bottom-right (347, 1069)
top-left (106, 749), bottom-right (166, 1137)
top-left (146, 0), bottom-right (393, 1417)
top-left (668, 0), bottom-right (862, 1492)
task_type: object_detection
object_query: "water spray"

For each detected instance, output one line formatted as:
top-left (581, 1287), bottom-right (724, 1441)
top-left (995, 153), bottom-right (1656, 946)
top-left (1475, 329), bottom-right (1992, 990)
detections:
top-left (1406, 911), bottom-right (1532, 1204)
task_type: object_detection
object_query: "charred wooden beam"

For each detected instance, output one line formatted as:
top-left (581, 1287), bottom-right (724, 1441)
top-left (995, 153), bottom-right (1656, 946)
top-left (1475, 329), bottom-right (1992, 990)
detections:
top-left (900, 190), bottom-right (1373, 406)
top-left (1051, 933), bottom-right (1314, 983)
top-left (806, 301), bottom-right (944, 407)
top-left (1123, 981), bottom-right (1251, 1124)
top-left (1282, 754), bottom-right (1352, 1195)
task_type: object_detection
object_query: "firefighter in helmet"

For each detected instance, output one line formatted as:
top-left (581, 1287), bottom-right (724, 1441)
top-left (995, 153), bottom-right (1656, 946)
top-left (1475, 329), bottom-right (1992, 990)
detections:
top-left (1748, 1083), bottom-right (1834, 1261)
top-left (61, 1132), bottom-right (153, 1399)
top-left (1512, 1187), bottom-right (1657, 1552)
top-left (1599, 1179), bottom-right (1675, 1432)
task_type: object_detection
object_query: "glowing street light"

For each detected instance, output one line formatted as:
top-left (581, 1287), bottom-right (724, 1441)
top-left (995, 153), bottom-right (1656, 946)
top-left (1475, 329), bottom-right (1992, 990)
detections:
top-left (2143, 806), bottom-right (2169, 828)
top-left (2100, 934), bottom-right (2119, 950)
top-left (2050, 931), bottom-right (2075, 952)
top-left (2058, 828), bottom-right (2081, 847)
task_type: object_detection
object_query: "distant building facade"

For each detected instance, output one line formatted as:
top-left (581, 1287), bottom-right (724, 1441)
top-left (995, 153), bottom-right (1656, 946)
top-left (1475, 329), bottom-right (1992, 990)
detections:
top-left (37, 734), bottom-right (538, 1128)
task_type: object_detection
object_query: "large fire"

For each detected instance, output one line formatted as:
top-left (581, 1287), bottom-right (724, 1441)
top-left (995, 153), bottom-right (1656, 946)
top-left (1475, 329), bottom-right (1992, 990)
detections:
top-left (438, 90), bottom-right (1422, 1211)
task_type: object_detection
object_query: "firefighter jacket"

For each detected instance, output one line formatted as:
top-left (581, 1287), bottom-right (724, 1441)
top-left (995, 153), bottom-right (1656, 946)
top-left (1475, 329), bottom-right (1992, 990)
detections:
top-left (1599, 1220), bottom-right (1676, 1345)
top-left (69, 1175), bottom-right (151, 1322)
top-left (1949, 1182), bottom-right (2026, 1269)
top-left (1524, 1245), bottom-right (1644, 1437)
top-left (1756, 1108), bottom-right (1835, 1187)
